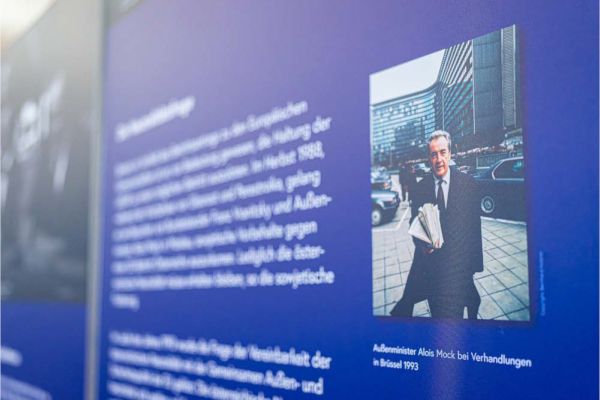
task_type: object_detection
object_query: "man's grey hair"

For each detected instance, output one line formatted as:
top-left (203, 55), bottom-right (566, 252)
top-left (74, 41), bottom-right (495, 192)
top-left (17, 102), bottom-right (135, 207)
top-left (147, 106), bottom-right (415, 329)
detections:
top-left (427, 130), bottom-right (452, 151)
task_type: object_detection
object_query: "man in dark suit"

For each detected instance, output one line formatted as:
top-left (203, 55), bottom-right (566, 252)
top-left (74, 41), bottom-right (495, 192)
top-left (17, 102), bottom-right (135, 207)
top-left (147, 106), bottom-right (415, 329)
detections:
top-left (390, 131), bottom-right (483, 319)
top-left (398, 162), bottom-right (415, 203)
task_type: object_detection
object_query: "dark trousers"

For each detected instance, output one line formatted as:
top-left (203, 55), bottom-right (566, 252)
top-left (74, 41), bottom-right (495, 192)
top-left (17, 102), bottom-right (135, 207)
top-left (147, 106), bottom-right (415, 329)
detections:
top-left (390, 296), bottom-right (417, 317)
top-left (390, 277), bottom-right (481, 319)
top-left (401, 186), bottom-right (408, 202)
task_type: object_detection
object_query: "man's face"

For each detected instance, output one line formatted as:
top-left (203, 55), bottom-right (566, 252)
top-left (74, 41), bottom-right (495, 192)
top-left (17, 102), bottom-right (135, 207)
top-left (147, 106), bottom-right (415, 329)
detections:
top-left (428, 137), bottom-right (451, 178)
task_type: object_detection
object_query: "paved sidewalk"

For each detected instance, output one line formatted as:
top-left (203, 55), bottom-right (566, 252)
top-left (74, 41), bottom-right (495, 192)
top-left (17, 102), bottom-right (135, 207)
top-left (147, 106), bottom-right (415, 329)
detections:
top-left (372, 177), bottom-right (530, 321)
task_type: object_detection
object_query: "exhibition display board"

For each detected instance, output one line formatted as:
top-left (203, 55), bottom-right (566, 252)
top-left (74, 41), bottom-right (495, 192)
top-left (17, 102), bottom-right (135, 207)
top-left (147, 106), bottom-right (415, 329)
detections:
top-left (0, 1), bottom-right (598, 399)
top-left (96, 1), bottom-right (598, 399)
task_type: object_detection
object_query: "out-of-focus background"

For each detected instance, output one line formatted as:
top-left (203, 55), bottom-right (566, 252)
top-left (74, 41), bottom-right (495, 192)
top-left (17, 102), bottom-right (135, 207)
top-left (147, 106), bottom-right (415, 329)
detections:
top-left (1, 1), bottom-right (56, 50)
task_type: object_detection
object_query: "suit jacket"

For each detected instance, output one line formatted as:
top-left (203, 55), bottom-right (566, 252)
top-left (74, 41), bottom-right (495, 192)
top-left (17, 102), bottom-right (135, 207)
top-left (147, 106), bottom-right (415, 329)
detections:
top-left (403, 167), bottom-right (483, 303)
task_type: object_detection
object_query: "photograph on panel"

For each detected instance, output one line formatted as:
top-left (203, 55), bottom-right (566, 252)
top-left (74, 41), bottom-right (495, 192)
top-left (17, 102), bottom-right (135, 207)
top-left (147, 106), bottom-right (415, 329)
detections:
top-left (370, 26), bottom-right (530, 321)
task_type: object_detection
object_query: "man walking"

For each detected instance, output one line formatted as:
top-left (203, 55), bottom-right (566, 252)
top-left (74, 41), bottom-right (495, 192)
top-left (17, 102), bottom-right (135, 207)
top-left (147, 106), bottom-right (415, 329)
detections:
top-left (390, 131), bottom-right (483, 319)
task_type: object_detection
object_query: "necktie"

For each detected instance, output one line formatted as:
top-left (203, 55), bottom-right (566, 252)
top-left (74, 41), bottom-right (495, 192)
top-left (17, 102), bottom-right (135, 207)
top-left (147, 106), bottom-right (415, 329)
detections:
top-left (437, 179), bottom-right (445, 212)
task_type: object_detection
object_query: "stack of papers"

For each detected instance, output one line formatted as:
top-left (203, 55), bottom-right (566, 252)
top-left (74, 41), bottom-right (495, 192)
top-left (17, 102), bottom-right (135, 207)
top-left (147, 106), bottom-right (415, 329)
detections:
top-left (408, 203), bottom-right (444, 249)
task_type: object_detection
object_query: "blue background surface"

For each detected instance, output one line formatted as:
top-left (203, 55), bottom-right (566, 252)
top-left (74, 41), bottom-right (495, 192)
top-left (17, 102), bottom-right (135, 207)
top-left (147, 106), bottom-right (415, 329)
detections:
top-left (99, 1), bottom-right (599, 398)
top-left (2, 304), bottom-right (85, 398)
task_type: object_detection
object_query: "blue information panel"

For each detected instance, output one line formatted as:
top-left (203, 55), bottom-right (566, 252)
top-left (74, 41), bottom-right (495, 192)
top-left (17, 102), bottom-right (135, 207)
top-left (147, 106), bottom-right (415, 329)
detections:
top-left (98, 1), bottom-right (598, 399)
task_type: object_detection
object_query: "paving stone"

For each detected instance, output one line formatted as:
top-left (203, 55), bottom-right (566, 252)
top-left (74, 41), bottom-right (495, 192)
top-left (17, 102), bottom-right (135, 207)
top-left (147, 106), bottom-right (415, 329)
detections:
top-left (495, 228), bottom-right (516, 237)
top-left (400, 271), bottom-right (409, 286)
top-left (398, 244), bottom-right (414, 262)
top-left (373, 278), bottom-right (384, 292)
top-left (482, 220), bottom-right (499, 228)
top-left (373, 213), bottom-right (529, 319)
top-left (513, 240), bottom-right (528, 251)
top-left (477, 275), bottom-right (506, 294)
top-left (372, 241), bottom-right (385, 249)
top-left (490, 290), bottom-right (525, 314)
top-left (385, 262), bottom-right (400, 276)
top-left (490, 238), bottom-right (508, 247)
top-left (474, 279), bottom-right (487, 295)
top-left (373, 291), bottom-right (384, 308)
top-left (495, 270), bottom-right (522, 289)
top-left (500, 244), bottom-right (520, 255)
top-left (486, 224), bottom-right (505, 233)
top-left (384, 250), bottom-right (398, 259)
top-left (478, 296), bottom-right (504, 319)
top-left (487, 247), bottom-right (508, 259)
top-left (475, 266), bottom-right (491, 278)
top-left (514, 251), bottom-right (528, 266)
top-left (385, 287), bottom-right (402, 305)
top-left (496, 255), bottom-right (520, 270)
top-left (485, 259), bottom-right (507, 274)
top-left (373, 306), bottom-right (385, 316)
top-left (500, 233), bottom-right (520, 244)
top-left (399, 261), bottom-right (412, 274)
top-left (396, 284), bottom-right (406, 300)
top-left (385, 273), bottom-right (402, 289)
top-left (384, 303), bottom-right (396, 315)
top-left (512, 265), bottom-right (529, 283)
top-left (509, 284), bottom-right (530, 306)
top-left (413, 300), bottom-right (430, 317)
top-left (507, 308), bottom-right (530, 321)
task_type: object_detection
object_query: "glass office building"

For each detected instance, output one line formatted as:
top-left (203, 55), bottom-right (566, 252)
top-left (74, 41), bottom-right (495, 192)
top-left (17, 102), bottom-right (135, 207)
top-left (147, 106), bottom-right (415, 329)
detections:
top-left (438, 38), bottom-right (474, 145)
top-left (371, 26), bottom-right (521, 166)
top-left (371, 85), bottom-right (441, 165)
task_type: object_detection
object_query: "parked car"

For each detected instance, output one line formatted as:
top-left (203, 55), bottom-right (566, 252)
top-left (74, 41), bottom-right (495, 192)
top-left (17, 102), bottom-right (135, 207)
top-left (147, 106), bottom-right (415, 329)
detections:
top-left (411, 162), bottom-right (430, 178)
top-left (371, 189), bottom-right (400, 226)
top-left (371, 167), bottom-right (392, 190)
top-left (457, 165), bottom-right (472, 174)
top-left (474, 157), bottom-right (526, 221)
top-left (374, 166), bottom-right (387, 175)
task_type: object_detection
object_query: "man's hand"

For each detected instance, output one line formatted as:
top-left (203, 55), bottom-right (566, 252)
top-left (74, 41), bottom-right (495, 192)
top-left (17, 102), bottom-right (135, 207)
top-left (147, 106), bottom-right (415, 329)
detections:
top-left (414, 238), bottom-right (435, 255)
top-left (422, 245), bottom-right (435, 255)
